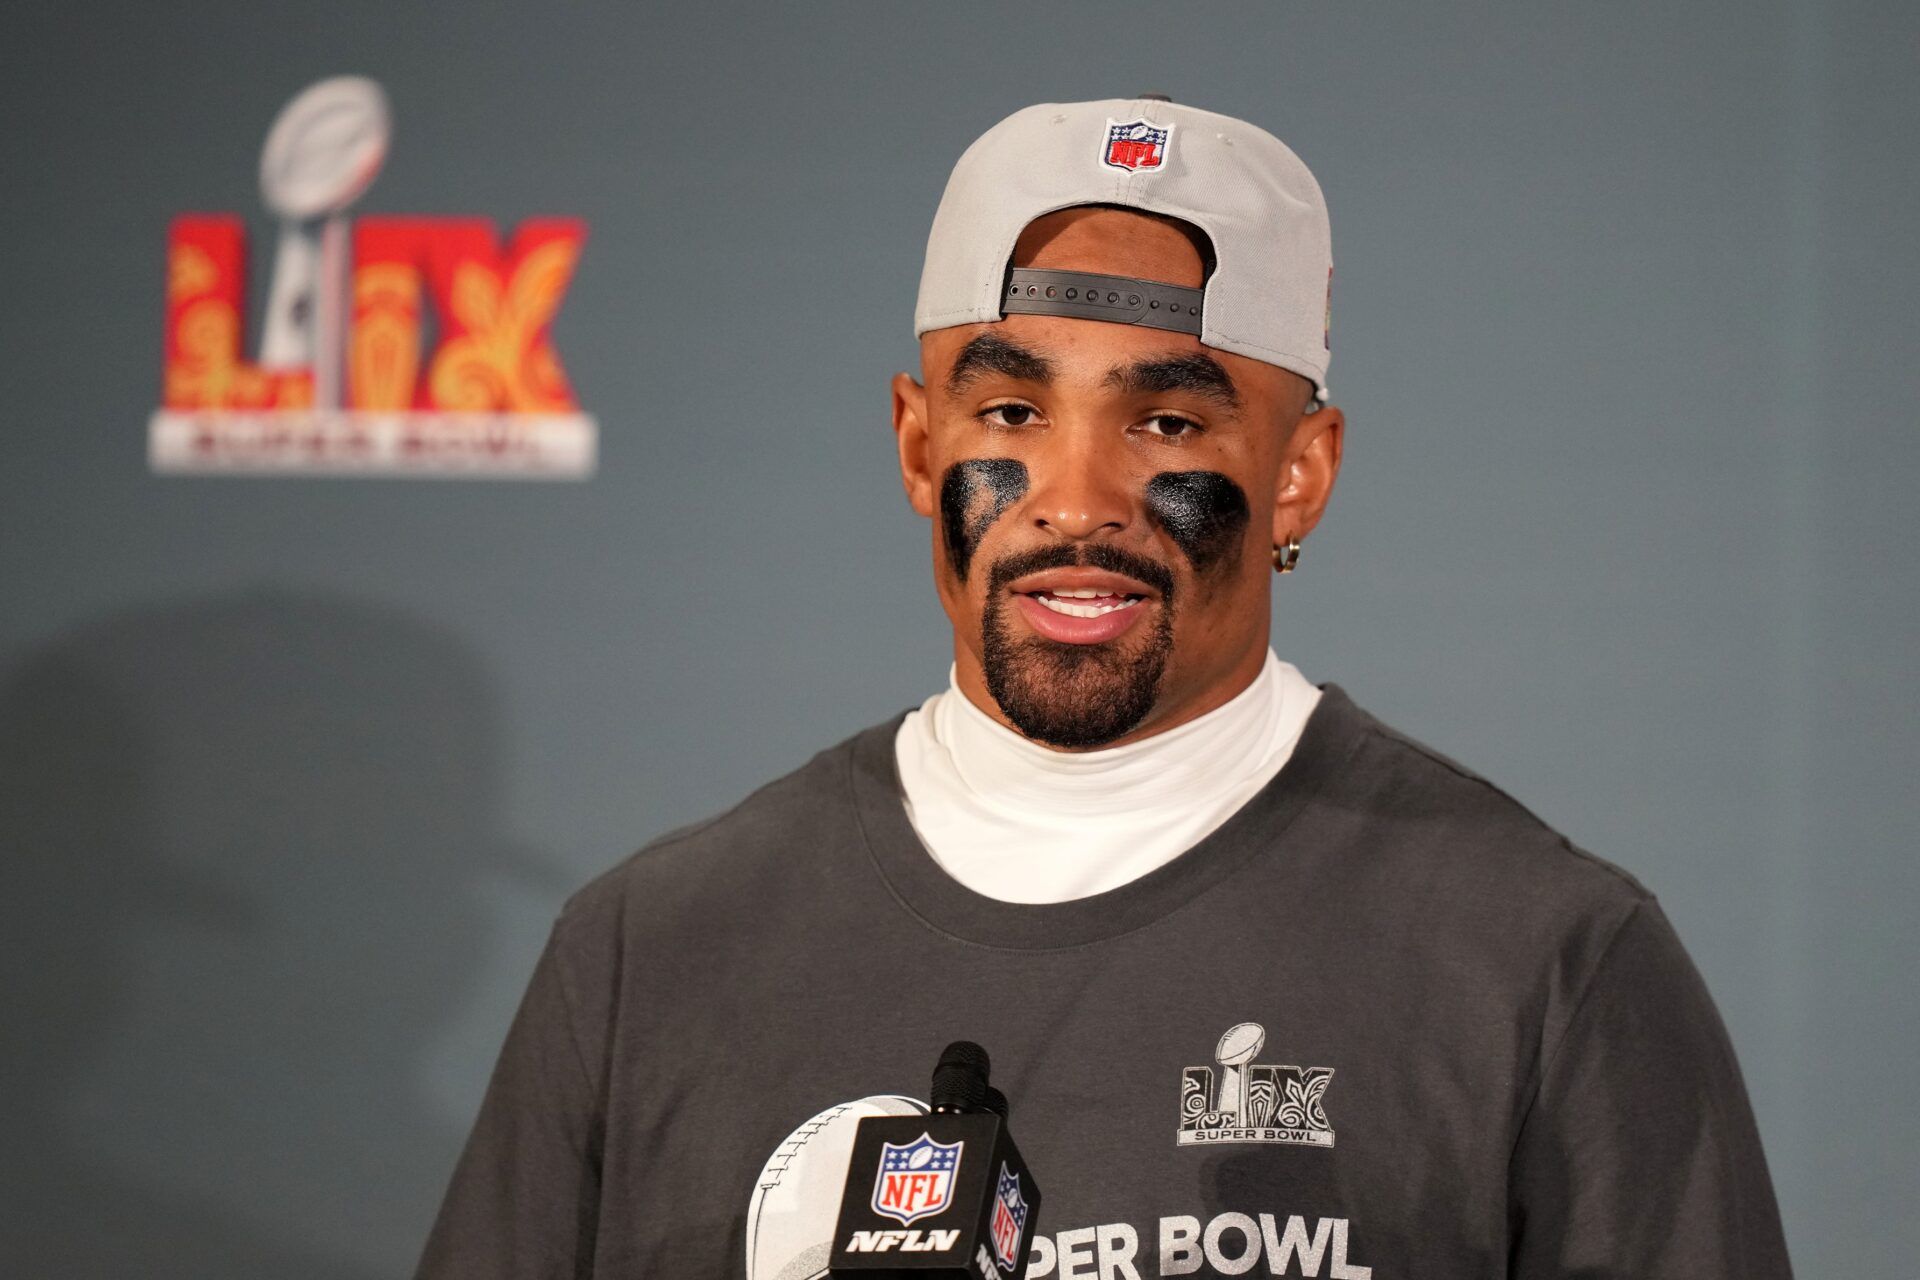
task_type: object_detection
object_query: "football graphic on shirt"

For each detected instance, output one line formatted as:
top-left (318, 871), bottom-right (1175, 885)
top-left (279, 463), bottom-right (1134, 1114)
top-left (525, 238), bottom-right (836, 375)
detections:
top-left (1216, 1021), bottom-right (1266, 1065)
top-left (746, 1094), bottom-right (929, 1280)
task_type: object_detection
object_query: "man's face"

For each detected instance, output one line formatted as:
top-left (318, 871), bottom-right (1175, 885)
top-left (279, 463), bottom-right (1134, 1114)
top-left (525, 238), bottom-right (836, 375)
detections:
top-left (892, 207), bottom-right (1343, 749)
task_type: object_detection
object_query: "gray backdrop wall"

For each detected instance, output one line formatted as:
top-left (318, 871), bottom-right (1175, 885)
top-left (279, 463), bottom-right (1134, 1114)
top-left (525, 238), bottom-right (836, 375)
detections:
top-left (4, 1), bottom-right (1914, 1274)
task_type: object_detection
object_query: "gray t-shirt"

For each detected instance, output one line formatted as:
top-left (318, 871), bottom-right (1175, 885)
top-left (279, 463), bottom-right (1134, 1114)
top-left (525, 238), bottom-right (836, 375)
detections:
top-left (416, 685), bottom-right (1793, 1279)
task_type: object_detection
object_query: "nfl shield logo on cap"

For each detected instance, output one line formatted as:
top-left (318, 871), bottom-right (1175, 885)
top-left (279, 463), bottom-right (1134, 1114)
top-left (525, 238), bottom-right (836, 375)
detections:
top-left (870, 1133), bottom-right (963, 1226)
top-left (1102, 118), bottom-right (1171, 171)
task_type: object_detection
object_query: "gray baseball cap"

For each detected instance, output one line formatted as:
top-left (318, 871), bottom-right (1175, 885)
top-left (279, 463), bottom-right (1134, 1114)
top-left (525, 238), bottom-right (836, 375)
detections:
top-left (914, 96), bottom-right (1334, 402)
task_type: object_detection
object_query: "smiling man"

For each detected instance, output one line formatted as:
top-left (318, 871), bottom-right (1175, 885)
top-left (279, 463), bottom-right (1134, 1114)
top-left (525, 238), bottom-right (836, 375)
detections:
top-left (901, 203), bottom-right (1331, 755)
top-left (419, 99), bottom-right (1793, 1279)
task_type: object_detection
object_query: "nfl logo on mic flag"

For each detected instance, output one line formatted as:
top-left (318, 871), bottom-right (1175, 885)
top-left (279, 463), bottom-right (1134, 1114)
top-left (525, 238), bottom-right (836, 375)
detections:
top-left (871, 1134), bottom-right (962, 1226)
top-left (989, 1163), bottom-right (1028, 1274)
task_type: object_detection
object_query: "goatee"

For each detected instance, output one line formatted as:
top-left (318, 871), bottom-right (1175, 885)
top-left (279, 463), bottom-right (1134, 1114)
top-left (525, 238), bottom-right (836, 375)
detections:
top-left (980, 544), bottom-right (1177, 749)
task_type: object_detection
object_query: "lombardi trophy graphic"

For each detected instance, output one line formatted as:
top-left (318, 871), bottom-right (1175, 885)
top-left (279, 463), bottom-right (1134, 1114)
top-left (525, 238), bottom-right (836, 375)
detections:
top-left (1215, 1021), bottom-right (1264, 1126)
top-left (257, 76), bottom-right (391, 410)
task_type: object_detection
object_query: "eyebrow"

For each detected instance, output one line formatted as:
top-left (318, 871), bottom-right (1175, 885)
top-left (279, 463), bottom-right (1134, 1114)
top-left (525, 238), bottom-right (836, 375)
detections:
top-left (944, 334), bottom-right (1057, 394)
top-left (1103, 352), bottom-right (1243, 411)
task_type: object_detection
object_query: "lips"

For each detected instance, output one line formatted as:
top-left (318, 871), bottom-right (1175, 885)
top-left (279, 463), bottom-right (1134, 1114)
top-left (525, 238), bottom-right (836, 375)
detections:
top-left (1005, 568), bottom-right (1155, 645)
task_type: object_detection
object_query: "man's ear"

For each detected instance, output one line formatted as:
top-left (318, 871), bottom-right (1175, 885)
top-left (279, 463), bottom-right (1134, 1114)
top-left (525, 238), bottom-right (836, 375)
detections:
top-left (1272, 402), bottom-right (1344, 547)
top-left (892, 370), bottom-right (936, 518)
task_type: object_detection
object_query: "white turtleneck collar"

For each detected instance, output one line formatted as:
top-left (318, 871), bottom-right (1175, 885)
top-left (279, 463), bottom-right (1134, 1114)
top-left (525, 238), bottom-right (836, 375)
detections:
top-left (893, 648), bottom-right (1323, 904)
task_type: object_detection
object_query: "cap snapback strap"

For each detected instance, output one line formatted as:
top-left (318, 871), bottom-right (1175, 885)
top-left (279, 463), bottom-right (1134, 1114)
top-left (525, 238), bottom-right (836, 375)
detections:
top-left (1001, 267), bottom-right (1204, 336)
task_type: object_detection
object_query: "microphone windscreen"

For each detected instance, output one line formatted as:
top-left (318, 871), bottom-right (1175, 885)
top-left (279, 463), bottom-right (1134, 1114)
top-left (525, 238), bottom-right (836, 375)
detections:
top-left (937, 1040), bottom-right (991, 1079)
top-left (931, 1040), bottom-right (991, 1112)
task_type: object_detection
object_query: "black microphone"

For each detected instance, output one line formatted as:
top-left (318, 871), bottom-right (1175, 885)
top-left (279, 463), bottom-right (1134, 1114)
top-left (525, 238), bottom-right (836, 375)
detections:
top-left (930, 1041), bottom-right (991, 1114)
top-left (828, 1041), bottom-right (1042, 1278)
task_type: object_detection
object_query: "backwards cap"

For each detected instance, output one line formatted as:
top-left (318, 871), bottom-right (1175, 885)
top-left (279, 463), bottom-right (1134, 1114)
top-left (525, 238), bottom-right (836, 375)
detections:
top-left (914, 97), bottom-right (1334, 402)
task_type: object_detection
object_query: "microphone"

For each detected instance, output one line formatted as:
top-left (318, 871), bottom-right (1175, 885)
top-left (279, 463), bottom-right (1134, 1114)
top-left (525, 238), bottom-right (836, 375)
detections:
top-left (828, 1041), bottom-right (1042, 1278)
top-left (930, 1041), bottom-right (990, 1113)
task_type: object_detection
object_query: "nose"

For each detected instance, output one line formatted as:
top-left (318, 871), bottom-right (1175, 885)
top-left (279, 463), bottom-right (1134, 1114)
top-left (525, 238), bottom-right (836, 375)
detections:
top-left (1026, 432), bottom-right (1133, 543)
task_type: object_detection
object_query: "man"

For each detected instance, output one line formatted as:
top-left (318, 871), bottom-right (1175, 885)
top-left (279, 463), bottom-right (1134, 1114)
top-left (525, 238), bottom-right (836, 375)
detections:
top-left (418, 98), bottom-right (1792, 1278)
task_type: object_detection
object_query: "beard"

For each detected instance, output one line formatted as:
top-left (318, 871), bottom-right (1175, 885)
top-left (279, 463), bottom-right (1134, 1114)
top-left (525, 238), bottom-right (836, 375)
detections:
top-left (979, 543), bottom-right (1178, 749)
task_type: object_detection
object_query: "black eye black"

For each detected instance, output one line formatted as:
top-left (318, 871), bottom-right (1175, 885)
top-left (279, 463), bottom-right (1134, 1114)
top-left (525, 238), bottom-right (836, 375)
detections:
top-left (992, 405), bottom-right (1035, 426)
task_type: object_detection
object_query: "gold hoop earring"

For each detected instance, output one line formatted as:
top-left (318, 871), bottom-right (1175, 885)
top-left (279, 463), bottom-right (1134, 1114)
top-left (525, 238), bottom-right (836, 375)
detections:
top-left (1272, 537), bottom-right (1301, 575)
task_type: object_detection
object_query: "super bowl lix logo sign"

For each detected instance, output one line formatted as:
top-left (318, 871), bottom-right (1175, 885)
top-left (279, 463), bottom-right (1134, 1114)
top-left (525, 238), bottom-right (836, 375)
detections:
top-left (150, 77), bottom-right (595, 478)
top-left (871, 1133), bottom-right (962, 1226)
top-left (1178, 1022), bottom-right (1336, 1148)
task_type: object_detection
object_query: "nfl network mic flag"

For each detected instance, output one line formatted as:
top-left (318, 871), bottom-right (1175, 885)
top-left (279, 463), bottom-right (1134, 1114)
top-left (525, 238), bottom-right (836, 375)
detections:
top-left (829, 1111), bottom-right (1040, 1279)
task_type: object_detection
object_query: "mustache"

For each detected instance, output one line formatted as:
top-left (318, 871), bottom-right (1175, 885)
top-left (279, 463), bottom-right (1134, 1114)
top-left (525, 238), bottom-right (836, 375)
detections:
top-left (983, 541), bottom-right (1178, 605)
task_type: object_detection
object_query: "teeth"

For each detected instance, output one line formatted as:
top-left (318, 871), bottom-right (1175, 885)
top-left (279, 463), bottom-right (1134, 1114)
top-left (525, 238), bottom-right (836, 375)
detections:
top-left (1035, 595), bottom-right (1140, 618)
top-left (1037, 586), bottom-right (1138, 599)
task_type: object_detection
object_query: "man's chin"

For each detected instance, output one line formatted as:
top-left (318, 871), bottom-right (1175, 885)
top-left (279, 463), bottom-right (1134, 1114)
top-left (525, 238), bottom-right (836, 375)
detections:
top-left (980, 618), bottom-right (1173, 750)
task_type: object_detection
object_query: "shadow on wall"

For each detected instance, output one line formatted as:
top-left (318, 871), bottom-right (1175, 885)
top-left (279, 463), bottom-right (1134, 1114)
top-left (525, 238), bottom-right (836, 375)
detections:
top-left (0, 587), bottom-right (559, 1277)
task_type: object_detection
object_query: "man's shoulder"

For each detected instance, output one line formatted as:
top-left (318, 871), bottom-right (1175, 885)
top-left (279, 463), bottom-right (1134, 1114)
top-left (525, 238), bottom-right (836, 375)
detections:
top-left (1319, 685), bottom-right (1653, 919)
top-left (1278, 686), bottom-right (1666, 1006)
top-left (554, 710), bottom-right (904, 930)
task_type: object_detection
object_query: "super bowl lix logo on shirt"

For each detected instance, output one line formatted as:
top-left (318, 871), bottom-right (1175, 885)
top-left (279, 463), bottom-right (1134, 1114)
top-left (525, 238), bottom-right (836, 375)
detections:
top-left (1178, 1022), bottom-right (1336, 1147)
